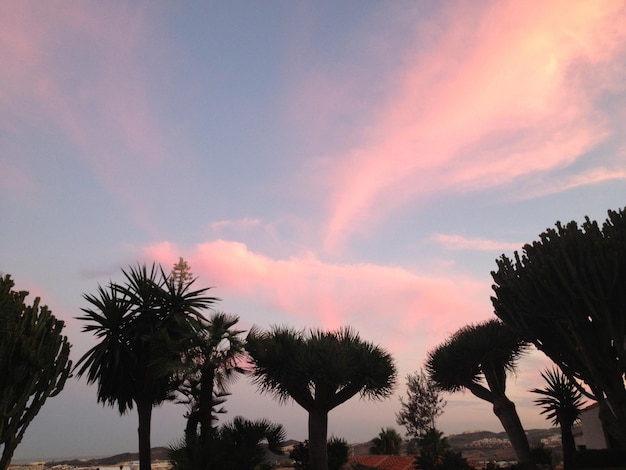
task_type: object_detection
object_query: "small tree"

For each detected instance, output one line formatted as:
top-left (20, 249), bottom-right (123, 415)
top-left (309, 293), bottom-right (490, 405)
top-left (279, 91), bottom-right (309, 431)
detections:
top-left (413, 429), bottom-right (473, 470)
top-left (369, 427), bottom-right (403, 455)
top-left (0, 274), bottom-right (72, 470)
top-left (530, 368), bottom-right (585, 469)
top-left (396, 368), bottom-right (446, 442)
top-left (415, 428), bottom-right (450, 470)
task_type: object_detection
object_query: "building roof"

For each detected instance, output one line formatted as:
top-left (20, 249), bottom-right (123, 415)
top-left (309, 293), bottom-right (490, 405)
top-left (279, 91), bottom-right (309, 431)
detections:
top-left (348, 455), bottom-right (415, 470)
top-left (348, 454), bottom-right (483, 470)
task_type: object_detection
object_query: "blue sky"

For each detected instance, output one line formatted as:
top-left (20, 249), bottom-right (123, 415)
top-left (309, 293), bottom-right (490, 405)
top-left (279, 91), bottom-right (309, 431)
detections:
top-left (2, 0), bottom-right (626, 461)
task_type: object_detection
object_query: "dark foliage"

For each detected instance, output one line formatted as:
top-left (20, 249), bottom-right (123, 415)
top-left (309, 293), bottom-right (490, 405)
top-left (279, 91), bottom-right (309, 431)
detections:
top-left (492, 207), bottom-right (626, 448)
top-left (290, 437), bottom-right (349, 470)
top-left (0, 274), bottom-right (72, 470)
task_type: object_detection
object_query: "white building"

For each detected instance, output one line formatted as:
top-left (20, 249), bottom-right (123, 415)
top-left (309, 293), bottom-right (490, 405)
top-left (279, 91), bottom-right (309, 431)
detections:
top-left (575, 402), bottom-right (609, 450)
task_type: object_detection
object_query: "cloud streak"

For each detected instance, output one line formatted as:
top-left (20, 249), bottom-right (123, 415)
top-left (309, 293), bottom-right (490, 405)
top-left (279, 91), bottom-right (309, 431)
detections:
top-left (320, 0), bottom-right (626, 249)
top-left (432, 234), bottom-right (522, 252)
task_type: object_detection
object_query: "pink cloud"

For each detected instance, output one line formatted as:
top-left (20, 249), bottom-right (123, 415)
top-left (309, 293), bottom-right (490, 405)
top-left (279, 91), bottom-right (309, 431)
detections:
top-left (431, 234), bottom-right (523, 252)
top-left (143, 239), bottom-right (494, 369)
top-left (321, 1), bottom-right (626, 249)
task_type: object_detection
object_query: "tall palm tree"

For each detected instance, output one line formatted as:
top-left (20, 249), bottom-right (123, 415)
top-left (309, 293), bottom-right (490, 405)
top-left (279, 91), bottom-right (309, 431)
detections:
top-left (426, 319), bottom-right (536, 470)
top-left (530, 367), bottom-right (585, 469)
top-left (369, 427), bottom-right (403, 455)
top-left (75, 264), bottom-right (217, 470)
top-left (246, 326), bottom-right (397, 470)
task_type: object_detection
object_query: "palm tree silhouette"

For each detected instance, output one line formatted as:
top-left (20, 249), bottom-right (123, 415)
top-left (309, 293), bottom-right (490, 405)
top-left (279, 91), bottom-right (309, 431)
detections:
top-left (75, 264), bottom-right (217, 470)
top-left (531, 367), bottom-right (585, 469)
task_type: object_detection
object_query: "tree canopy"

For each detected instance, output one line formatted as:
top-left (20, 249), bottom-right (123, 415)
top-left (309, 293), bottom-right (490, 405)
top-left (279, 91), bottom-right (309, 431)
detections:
top-left (246, 326), bottom-right (396, 470)
top-left (0, 274), bottom-right (72, 470)
top-left (491, 207), bottom-right (626, 448)
top-left (426, 320), bottom-right (535, 469)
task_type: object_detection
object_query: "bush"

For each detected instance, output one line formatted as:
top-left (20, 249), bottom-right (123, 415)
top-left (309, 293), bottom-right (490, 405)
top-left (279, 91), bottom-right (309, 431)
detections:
top-left (290, 437), bottom-right (349, 470)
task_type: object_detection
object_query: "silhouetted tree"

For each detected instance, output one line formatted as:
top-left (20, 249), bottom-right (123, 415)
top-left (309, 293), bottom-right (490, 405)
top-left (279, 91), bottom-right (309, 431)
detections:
top-left (246, 326), bottom-right (397, 470)
top-left (0, 274), bottom-right (72, 470)
top-left (170, 416), bottom-right (285, 470)
top-left (369, 427), bottom-right (403, 455)
top-left (426, 320), bottom-right (536, 470)
top-left (414, 428), bottom-right (473, 470)
top-left (75, 263), bottom-right (217, 470)
top-left (396, 368), bottom-right (446, 441)
top-left (531, 368), bottom-right (585, 469)
top-left (176, 311), bottom-right (245, 447)
top-left (492, 207), bottom-right (626, 448)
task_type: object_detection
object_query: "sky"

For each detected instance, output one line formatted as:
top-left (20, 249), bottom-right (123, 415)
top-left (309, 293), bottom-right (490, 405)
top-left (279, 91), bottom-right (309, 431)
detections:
top-left (2, 0), bottom-right (626, 462)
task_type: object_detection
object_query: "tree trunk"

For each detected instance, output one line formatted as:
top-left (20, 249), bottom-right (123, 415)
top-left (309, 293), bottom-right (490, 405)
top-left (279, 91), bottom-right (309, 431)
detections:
top-left (598, 391), bottom-right (626, 449)
top-left (0, 433), bottom-right (16, 470)
top-left (308, 409), bottom-right (329, 470)
top-left (560, 423), bottom-right (576, 470)
top-left (492, 394), bottom-right (536, 470)
top-left (137, 399), bottom-right (153, 470)
top-left (199, 364), bottom-right (215, 446)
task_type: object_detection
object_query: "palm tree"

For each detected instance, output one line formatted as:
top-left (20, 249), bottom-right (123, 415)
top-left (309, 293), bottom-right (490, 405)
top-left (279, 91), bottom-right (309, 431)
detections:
top-left (415, 428), bottom-right (450, 470)
top-left (177, 311), bottom-right (246, 446)
top-left (170, 416), bottom-right (285, 470)
top-left (369, 427), bottom-right (403, 455)
top-left (426, 319), bottom-right (536, 470)
top-left (246, 326), bottom-right (397, 470)
top-left (531, 367), bottom-right (585, 469)
top-left (75, 264), bottom-right (217, 470)
top-left (217, 416), bottom-right (286, 468)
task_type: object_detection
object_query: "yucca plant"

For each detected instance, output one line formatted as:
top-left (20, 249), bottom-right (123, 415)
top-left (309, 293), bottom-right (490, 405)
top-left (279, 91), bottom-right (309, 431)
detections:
top-left (531, 367), bottom-right (585, 469)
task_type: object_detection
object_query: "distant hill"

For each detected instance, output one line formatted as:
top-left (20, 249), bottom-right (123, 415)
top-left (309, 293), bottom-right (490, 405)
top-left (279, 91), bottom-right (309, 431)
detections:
top-left (448, 428), bottom-right (560, 449)
top-left (44, 447), bottom-right (170, 467)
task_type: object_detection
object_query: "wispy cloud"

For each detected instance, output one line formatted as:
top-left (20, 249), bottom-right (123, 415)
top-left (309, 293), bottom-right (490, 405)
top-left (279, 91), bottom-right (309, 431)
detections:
top-left (431, 234), bottom-right (522, 252)
top-left (511, 167), bottom-right (626, 201)
top-left (320, 1), bottom-right (626, 249)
